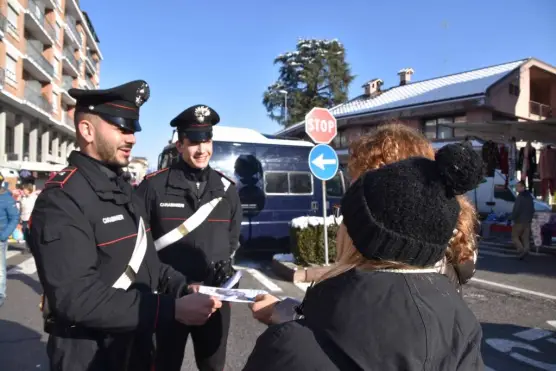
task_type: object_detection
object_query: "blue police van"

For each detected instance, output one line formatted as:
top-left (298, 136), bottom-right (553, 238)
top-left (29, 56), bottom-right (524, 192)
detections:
top-left (157, 126), bottom-right (347, 252)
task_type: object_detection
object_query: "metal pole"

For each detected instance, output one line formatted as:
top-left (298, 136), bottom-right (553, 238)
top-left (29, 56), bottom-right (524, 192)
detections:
top-left (284, 92), bottom-right (288, 126)
top-left (322, 180), bottom-right (329, 265)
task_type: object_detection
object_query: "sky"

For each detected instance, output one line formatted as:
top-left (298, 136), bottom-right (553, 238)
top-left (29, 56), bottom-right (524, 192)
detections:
top-left (80, 0), bottom-right (556, 168)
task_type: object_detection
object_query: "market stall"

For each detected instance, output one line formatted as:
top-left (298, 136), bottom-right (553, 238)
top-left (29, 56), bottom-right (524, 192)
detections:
top-left (445, 118), bottom-right (556, 252)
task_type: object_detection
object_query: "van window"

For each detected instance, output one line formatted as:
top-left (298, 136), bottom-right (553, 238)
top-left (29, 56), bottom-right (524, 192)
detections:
top-left (326, 172), bottom-right (345, 197)
top-left (264, 171), bottom-right (313, 195)
top-left (265, 172), bottom-right (288, 194)
top-left (289, 172), bottom-right (312, 194)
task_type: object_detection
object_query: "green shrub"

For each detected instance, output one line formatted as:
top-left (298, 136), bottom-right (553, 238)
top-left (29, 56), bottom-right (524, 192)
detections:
top-left (290, 217), bottom-right (341, 266)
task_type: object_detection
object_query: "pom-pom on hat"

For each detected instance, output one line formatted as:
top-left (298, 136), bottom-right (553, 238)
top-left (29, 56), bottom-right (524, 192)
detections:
top-left (341, 142), bottom-right (483, 267)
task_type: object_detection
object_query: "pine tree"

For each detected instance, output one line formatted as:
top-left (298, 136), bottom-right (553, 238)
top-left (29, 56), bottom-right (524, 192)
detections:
top-left (263, 38), bottom-right (356, 127)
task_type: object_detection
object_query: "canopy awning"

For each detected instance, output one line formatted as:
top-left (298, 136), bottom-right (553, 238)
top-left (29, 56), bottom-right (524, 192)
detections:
top-left (2, 161), bottom-right (66, 173)
top-left (443, 118), bottom-right (556, 143)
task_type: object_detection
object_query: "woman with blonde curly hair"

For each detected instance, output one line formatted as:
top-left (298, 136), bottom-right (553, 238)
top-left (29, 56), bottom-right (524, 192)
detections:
top-left (244, 140), bottom-right (485, 370)
top-left (345, 123), bottom-right (478, 292)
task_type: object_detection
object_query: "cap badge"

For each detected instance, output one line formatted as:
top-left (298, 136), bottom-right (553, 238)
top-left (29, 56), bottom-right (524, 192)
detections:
top-left (194, 106), bottom-right (211, 123)
top-left (135, 82), bottom-right (150, 107)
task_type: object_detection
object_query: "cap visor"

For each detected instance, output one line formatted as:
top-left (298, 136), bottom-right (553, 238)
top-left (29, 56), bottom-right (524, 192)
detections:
top-left (100, 113), bottom-right (141, 133)
top-left (185, 130), bottom-right (213, 142)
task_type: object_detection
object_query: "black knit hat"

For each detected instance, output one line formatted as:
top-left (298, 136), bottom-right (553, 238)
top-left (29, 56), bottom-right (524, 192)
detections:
top-left (341, 142), bottom-right (483, 267)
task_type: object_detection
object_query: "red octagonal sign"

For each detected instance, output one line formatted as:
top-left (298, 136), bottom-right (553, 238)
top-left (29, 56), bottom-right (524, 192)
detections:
top-left (305, 107), bottom-right (337, 144)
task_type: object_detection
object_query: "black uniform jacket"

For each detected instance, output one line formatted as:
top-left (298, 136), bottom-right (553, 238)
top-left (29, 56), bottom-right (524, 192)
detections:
top-left (244, 269), bottom-right (484, 371)
top-left (29, 151), bottom-right (186, 371)
top-left (136, 160), bottom-right (242, 282)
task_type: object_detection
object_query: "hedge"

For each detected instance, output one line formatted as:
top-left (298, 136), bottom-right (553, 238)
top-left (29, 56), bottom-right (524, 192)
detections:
top-left (290, 216), bottom-right (342, 266)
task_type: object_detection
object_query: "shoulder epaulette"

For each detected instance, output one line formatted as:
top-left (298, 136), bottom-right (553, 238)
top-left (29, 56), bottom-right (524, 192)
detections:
top-left (45, 166), bottom-right (78, 188)
top-left (214, 170), bottom-right (235, 185)
top-left (145, 168), bottom-right (169, 180)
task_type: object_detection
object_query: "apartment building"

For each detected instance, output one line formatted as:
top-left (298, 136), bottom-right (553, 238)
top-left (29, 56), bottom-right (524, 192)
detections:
top-left (276, 58), bottom-right (556, 165)
top-left (0, 0), bottom-right (102, 174)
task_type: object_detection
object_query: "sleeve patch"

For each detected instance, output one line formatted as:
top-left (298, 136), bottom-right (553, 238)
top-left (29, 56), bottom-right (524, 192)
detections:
top-left (145, 168), bottom-right (169, 179)
top-left (45, 167), bottom-right (78, 187)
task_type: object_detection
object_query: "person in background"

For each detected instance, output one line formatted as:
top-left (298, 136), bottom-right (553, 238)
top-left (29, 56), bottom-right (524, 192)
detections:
top-left (512, 180), bottom-right (534, 260)
top-left (243, 142), bottom-right (485, 370)
top-left (19, 183), bottom-right (37, 252)
top-left (0, 174), bottom-right (20, 307)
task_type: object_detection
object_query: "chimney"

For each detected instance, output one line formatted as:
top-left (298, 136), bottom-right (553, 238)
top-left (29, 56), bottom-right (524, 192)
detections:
top-left (397, 68), bottom-right (414, 86)
top-left (362, 78), bottom-right (384, 97)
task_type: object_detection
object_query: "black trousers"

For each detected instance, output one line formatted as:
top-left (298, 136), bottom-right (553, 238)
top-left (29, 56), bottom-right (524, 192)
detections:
top-left (155, 302), bottom-right (231, 371)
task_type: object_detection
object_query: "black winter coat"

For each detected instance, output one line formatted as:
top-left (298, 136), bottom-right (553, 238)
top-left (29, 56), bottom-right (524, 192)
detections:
top-left (136, 160), bottom-right (242, 283)
top-left (244, 268), bottom-right (484, 371)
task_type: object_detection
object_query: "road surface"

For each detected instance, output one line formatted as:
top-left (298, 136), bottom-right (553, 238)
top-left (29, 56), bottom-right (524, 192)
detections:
top-left (1, 242), bottom-right (556, 370)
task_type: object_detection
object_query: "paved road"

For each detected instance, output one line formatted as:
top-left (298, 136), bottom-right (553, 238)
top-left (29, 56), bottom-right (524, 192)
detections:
top-left (1, 244), bottom-right (556, 371)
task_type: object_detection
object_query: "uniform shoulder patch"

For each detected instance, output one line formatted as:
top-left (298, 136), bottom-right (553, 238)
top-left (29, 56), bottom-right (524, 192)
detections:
top-left (145, 168), bottom-right (169, 179)
top-left (214, 170), bottom-right (235, 185)
top-left (45, 167), bottom-right (78, 187)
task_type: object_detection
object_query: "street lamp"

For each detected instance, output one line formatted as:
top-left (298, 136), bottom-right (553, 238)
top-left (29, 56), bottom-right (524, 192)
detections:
top-left (278, 89), bottom-right (288, 125)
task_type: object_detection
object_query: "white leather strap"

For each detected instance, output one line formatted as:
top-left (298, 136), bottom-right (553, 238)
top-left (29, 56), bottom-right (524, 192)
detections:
top-left (154, 177), bottom-right (231, 251)
top-left (112, 217), bottom-right (148, 290)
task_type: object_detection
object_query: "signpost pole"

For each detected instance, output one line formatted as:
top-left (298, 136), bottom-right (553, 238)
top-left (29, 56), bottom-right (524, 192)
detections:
top-left (322, 180), bottom-right (329, 266)
top-left (305, 107), bottom-right (338, 268)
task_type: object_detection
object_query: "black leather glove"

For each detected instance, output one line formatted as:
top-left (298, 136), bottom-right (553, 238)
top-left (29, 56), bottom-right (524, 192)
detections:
top-left (208, 259), bottom-right (238, 287)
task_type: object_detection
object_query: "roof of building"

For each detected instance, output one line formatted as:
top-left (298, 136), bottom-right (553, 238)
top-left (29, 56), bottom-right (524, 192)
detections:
top-left (276, 58), bottom-right (529, 135)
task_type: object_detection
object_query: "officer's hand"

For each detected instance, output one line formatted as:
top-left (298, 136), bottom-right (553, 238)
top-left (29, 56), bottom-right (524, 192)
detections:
top-left (174, 293), bottom-right (222, 326)
top-left (249, 294), bottom-right (280, 325)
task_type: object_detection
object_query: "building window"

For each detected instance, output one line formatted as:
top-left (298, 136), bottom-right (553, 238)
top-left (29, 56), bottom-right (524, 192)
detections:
top-left (7, 5), bottom-right (18, 35)
top-left (52, 92), bottom-right (59, 112)
top-left (509, 83), bottom-right (520, 97)
top-left (53, 58), bottom-right (59, 77)
top-left (5, 55), bottom-right (18, 84)
top-left (56, 23), bottom-right (62, 44)
top-left (5, 126), bottom-right (14, 153)
top-left (423, 116), bottom-right (465, 139)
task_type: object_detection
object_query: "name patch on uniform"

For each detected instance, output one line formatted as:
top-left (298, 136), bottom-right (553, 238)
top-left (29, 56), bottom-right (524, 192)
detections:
top-left (160, 202), bottom-right (185, 208)
top-left (102, 214), bottom-right (125, 224)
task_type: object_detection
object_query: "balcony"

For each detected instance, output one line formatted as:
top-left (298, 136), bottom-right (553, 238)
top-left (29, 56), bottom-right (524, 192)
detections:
top-left (85, 78), bottom-right (94, 90)
top-left (62, 47), bottom-right (79, 77)
top-left (530, 101), bottom-right (553, 120)
top-left (24, 0), bottom-right (56, 45)
top-left (23, 41), bottom-right (55, 82)
top-left (0, 12), bottom-right (7, 39)
top-left (24, 84), bottom-right (52, 114)
top-left (85, 51), bottom-right (96, 74)
top-left (61, 75), bottom-right (76, 104)
top-left (64, 15), bottom-right (82, 48)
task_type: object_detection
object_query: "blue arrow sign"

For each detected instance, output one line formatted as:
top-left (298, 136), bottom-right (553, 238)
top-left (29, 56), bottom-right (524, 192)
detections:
top-left (308, 144), bottom-right (339, 181)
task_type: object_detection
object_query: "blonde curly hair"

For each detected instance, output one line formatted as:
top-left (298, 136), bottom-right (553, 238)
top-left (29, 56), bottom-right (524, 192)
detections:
top-left (346, 123), bottom-right (478, 264)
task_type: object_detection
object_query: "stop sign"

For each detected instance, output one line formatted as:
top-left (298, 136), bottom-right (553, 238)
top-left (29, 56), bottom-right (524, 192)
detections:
top-left (304, 107), bottom-right (337, 144)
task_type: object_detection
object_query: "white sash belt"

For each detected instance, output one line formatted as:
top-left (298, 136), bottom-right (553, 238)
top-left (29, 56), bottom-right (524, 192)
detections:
top-left (154, 177), bottom-right (231, 251)
top-left (112, 217), bottom-right (148, 290)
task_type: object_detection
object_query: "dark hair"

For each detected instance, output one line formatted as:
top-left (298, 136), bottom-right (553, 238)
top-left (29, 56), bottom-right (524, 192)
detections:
top-left (517, 181), bottom-right (526, 187)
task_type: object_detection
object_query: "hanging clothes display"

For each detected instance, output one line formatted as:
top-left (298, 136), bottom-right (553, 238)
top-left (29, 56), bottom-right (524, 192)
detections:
top-left (518, 143), bottom-right (537, 193)
top-left (508, 137), bottom-right (518, 184)
top-left (539, 144), bottom-right (556, 199)
top-left (481, 140), bottom-right (501, 177)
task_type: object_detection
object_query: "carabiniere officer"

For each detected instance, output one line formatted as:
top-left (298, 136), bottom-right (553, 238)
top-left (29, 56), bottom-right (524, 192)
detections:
top-left (136, 104), bottom-right (243, 371)
top-left (29, 82), bottom-right (222, 371)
